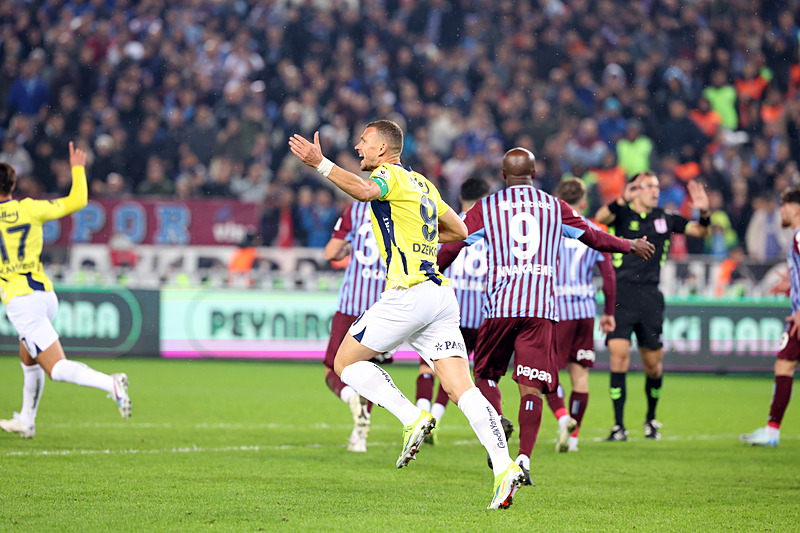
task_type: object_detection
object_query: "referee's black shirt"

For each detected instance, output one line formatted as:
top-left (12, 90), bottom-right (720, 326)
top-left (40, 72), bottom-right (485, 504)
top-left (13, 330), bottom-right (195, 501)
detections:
top-left (607, 204), bottom-right (689, 285)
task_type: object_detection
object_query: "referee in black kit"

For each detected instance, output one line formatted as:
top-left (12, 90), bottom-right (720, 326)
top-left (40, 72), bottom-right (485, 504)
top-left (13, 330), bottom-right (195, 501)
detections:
top-left (594, 170), bottom-right (711, 441)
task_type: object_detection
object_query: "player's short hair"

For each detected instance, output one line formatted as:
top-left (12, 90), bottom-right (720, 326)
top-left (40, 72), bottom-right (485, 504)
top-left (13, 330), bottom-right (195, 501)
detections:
top-left (555, 177), bottom-right (586, 205)
top-left (0, 163), bottom-right (17, 195)
top-left (632, 170), bottom-right (657, 182)
top-left (366, 119), bottom-right (403, 155)
top-left (460, 177), bottom-right (490, 202)
top-left (781, 188), bottom-right (800, 206)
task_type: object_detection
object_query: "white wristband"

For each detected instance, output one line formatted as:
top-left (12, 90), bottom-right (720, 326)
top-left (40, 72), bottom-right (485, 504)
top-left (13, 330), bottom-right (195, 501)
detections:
top-left (315, 157), bottom-right (334, 177)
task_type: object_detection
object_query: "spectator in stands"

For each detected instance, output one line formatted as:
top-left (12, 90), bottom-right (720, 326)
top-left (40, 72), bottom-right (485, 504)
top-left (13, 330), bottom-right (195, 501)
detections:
top-left (101, 173), bottom-right (131, 198)
top-left (689, 97), bottom-right (723, 140)
top-left (597, 97), bottom-right (628, 147)
top-left (654, 66), bottom-right (695, 122)
top-left (201, 157), bottom-right (236, 198)
top-left (298, 188), bottom-right (339, 248)
top-left (5, 58), bottom-right (48, 117)
top-left (657, 166), bottom-right (687, 210)
top-left (585, 151), bottom-right (627, 215)
top-left (565, 118), bottom-right (609, 171)
top-left (136, 156), bottom-right (174, 196)
top-left (228, 231), bottom-right (260, 287)
top-left (0, 135), bottom-right (33, 177)
top-left (659, 99), bottom-right (707, 157)
top-left (441, 141), bottom-right (475, 206)
top-left (703, 70), bottom-right (739, 131)
top-left (746, 193), bottom-right (792, 262)
top-left (91, 134), bottom-right (123, 188)
top-left (616, 119), bottom-right (653, 178)
top-left (714, 246), bottom-right (753, 298)
top-left (231, 162), bottom-right (271, 204)
top-left (520, 99), bottom-right (554, 154)
top-left (706, 190), bottom-right (739, 258)
top-left (185, 105), bottom-right (218, 166)
top-left (735, 62), bottom-right (771, 130)
top-left (0, 0), bottom-right (796, 269)
top-left (261, 186), bottom-right (299, 248)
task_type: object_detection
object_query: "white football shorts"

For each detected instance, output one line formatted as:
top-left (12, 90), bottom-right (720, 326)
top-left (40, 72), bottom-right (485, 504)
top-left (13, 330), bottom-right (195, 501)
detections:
top-left (5, 290), bottom-right (59, 357)
top-left (348, 280), bottom-right (468, 367)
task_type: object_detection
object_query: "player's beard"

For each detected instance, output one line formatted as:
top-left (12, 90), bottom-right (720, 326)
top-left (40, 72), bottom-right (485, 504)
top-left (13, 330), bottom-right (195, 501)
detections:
top-left (360, 155), bottom-right (377, 172)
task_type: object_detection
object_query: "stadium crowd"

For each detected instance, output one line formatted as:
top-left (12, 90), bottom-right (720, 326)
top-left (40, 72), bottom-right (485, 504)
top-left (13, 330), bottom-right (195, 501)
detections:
top-left (0, 0), bottom-right (798, 258)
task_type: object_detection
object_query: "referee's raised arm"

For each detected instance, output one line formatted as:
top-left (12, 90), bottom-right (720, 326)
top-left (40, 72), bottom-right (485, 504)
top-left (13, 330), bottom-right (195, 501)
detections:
top-left (595, 175), bottom-right (641, 224)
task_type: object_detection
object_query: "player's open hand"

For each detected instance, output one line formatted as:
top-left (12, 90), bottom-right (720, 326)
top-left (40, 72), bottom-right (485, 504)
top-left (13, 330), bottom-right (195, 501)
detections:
top-left (788, 310), bottom-right (800, 340)
top-left (68, 141), bottom-right (86, 168)
top-left (769, 268), bottom-right (790, 295)
top-left (687, 180), bottom-right (710, 212)
top-left (598, 314), bottom-right (616, 334)
top-left (288, 131), bottom-right (324, 168)
top-left (629, 236), bottom-right (654, 260)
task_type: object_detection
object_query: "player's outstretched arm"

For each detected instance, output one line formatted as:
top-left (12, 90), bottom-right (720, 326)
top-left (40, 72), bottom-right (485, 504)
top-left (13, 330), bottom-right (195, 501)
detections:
top-left (438, 200), bottom-right (484, 269)
top-left (628, 236), bottom-right (654, 260)
top-left (437, 207), bottom-right (468, 243)
top-left (437, 241), bottom-right (466, 271)
top-left (60, 141), bottom-right (88, 216)
top-left (576, 225), bottom-right (654, 260)
top-left (289, 131), bottom-right (382, 202)
top-left (324, 238), bottom-right (351, 261)
top-left (598, 252), bottom-right (616, 315)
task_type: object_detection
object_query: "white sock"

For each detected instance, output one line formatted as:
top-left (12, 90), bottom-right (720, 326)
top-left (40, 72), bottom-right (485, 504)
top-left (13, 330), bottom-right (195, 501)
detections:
top-left (558, 414), bottom-right (571, 427)
top-left (416, 398), bottom-right (431, 412)
top-left (568, 436), bottom-right (579, 448)
top-left (431, 402), bottom-right (447, 423)
top-left (20, 362), bottom-right (45, 425)
top-left (341, 361), bottom-right (420, 426)
top-left (515, 453), bottom-right (530, 471)
top-left (340, 385), bottom-right (357, 403)
top-left (50, 360), bottom-right (114, 393)
top-left (457, 386), bottom-right (512, 475)
top-left (766, 426), bottom-right (780, 438)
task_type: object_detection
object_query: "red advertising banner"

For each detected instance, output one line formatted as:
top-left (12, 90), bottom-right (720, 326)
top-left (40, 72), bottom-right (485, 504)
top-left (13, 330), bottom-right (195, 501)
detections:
top-left (44, 198), bottom-right (260, 246)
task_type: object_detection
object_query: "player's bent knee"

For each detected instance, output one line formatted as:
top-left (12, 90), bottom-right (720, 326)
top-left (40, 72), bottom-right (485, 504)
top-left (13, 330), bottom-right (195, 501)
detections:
top-left (518, 383), bottom-right (542, 397)
top-left (333, 357), bottom-right (349, 377)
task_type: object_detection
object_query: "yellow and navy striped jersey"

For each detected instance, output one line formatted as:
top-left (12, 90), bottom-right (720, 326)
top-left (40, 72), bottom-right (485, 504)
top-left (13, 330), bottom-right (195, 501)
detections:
top-left (0, 167), bottom-right (87, 304)
top-left (366, 163), bottom-right (450, 290)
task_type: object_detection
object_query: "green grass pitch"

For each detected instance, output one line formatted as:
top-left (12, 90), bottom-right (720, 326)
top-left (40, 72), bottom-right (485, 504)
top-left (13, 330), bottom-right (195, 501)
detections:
top-left (0, 356), bottom-right (797, 531)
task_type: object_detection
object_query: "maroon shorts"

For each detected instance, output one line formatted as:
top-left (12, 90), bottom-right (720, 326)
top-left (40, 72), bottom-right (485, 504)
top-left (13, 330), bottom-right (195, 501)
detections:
top-left (553, 317), bottom-right (596, 370)
top-left (419, 326), bottom-right (479, 366)
top-left (324, 312), bottom-right (359, 370)
top-left (777, 323), bottom-right (800, 361)
top-left (473, 317), bottom-right (558, 394)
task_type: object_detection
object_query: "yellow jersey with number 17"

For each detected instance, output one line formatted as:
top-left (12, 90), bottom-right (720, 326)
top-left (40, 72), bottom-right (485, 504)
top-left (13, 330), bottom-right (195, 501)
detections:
top-left (366, 163), bottom-right (450, 290)
top-left (0, 166), bottom-right (88, 304)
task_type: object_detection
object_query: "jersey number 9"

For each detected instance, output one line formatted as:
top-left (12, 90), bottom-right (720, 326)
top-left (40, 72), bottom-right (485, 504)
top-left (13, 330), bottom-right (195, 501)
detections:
top-left (509, 212), bottom-right (541, 260)
top-left (420, 195), bottom-right (437, 242)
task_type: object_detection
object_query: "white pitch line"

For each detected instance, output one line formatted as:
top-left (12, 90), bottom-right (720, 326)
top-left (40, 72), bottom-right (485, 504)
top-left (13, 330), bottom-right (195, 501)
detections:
top-left (42, 421), bottom-right (378, 431)
top-left (5, 433), bottom-right (794, 458)
top-left (3, 426), bottom-right (797, 458)
top-left (1, 441), bottom-right (400, 458)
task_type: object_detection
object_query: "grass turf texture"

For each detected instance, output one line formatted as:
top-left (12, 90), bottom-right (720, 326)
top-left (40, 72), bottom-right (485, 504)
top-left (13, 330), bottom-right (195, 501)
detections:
top-left (0, 356), bottom-right (797, 531)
